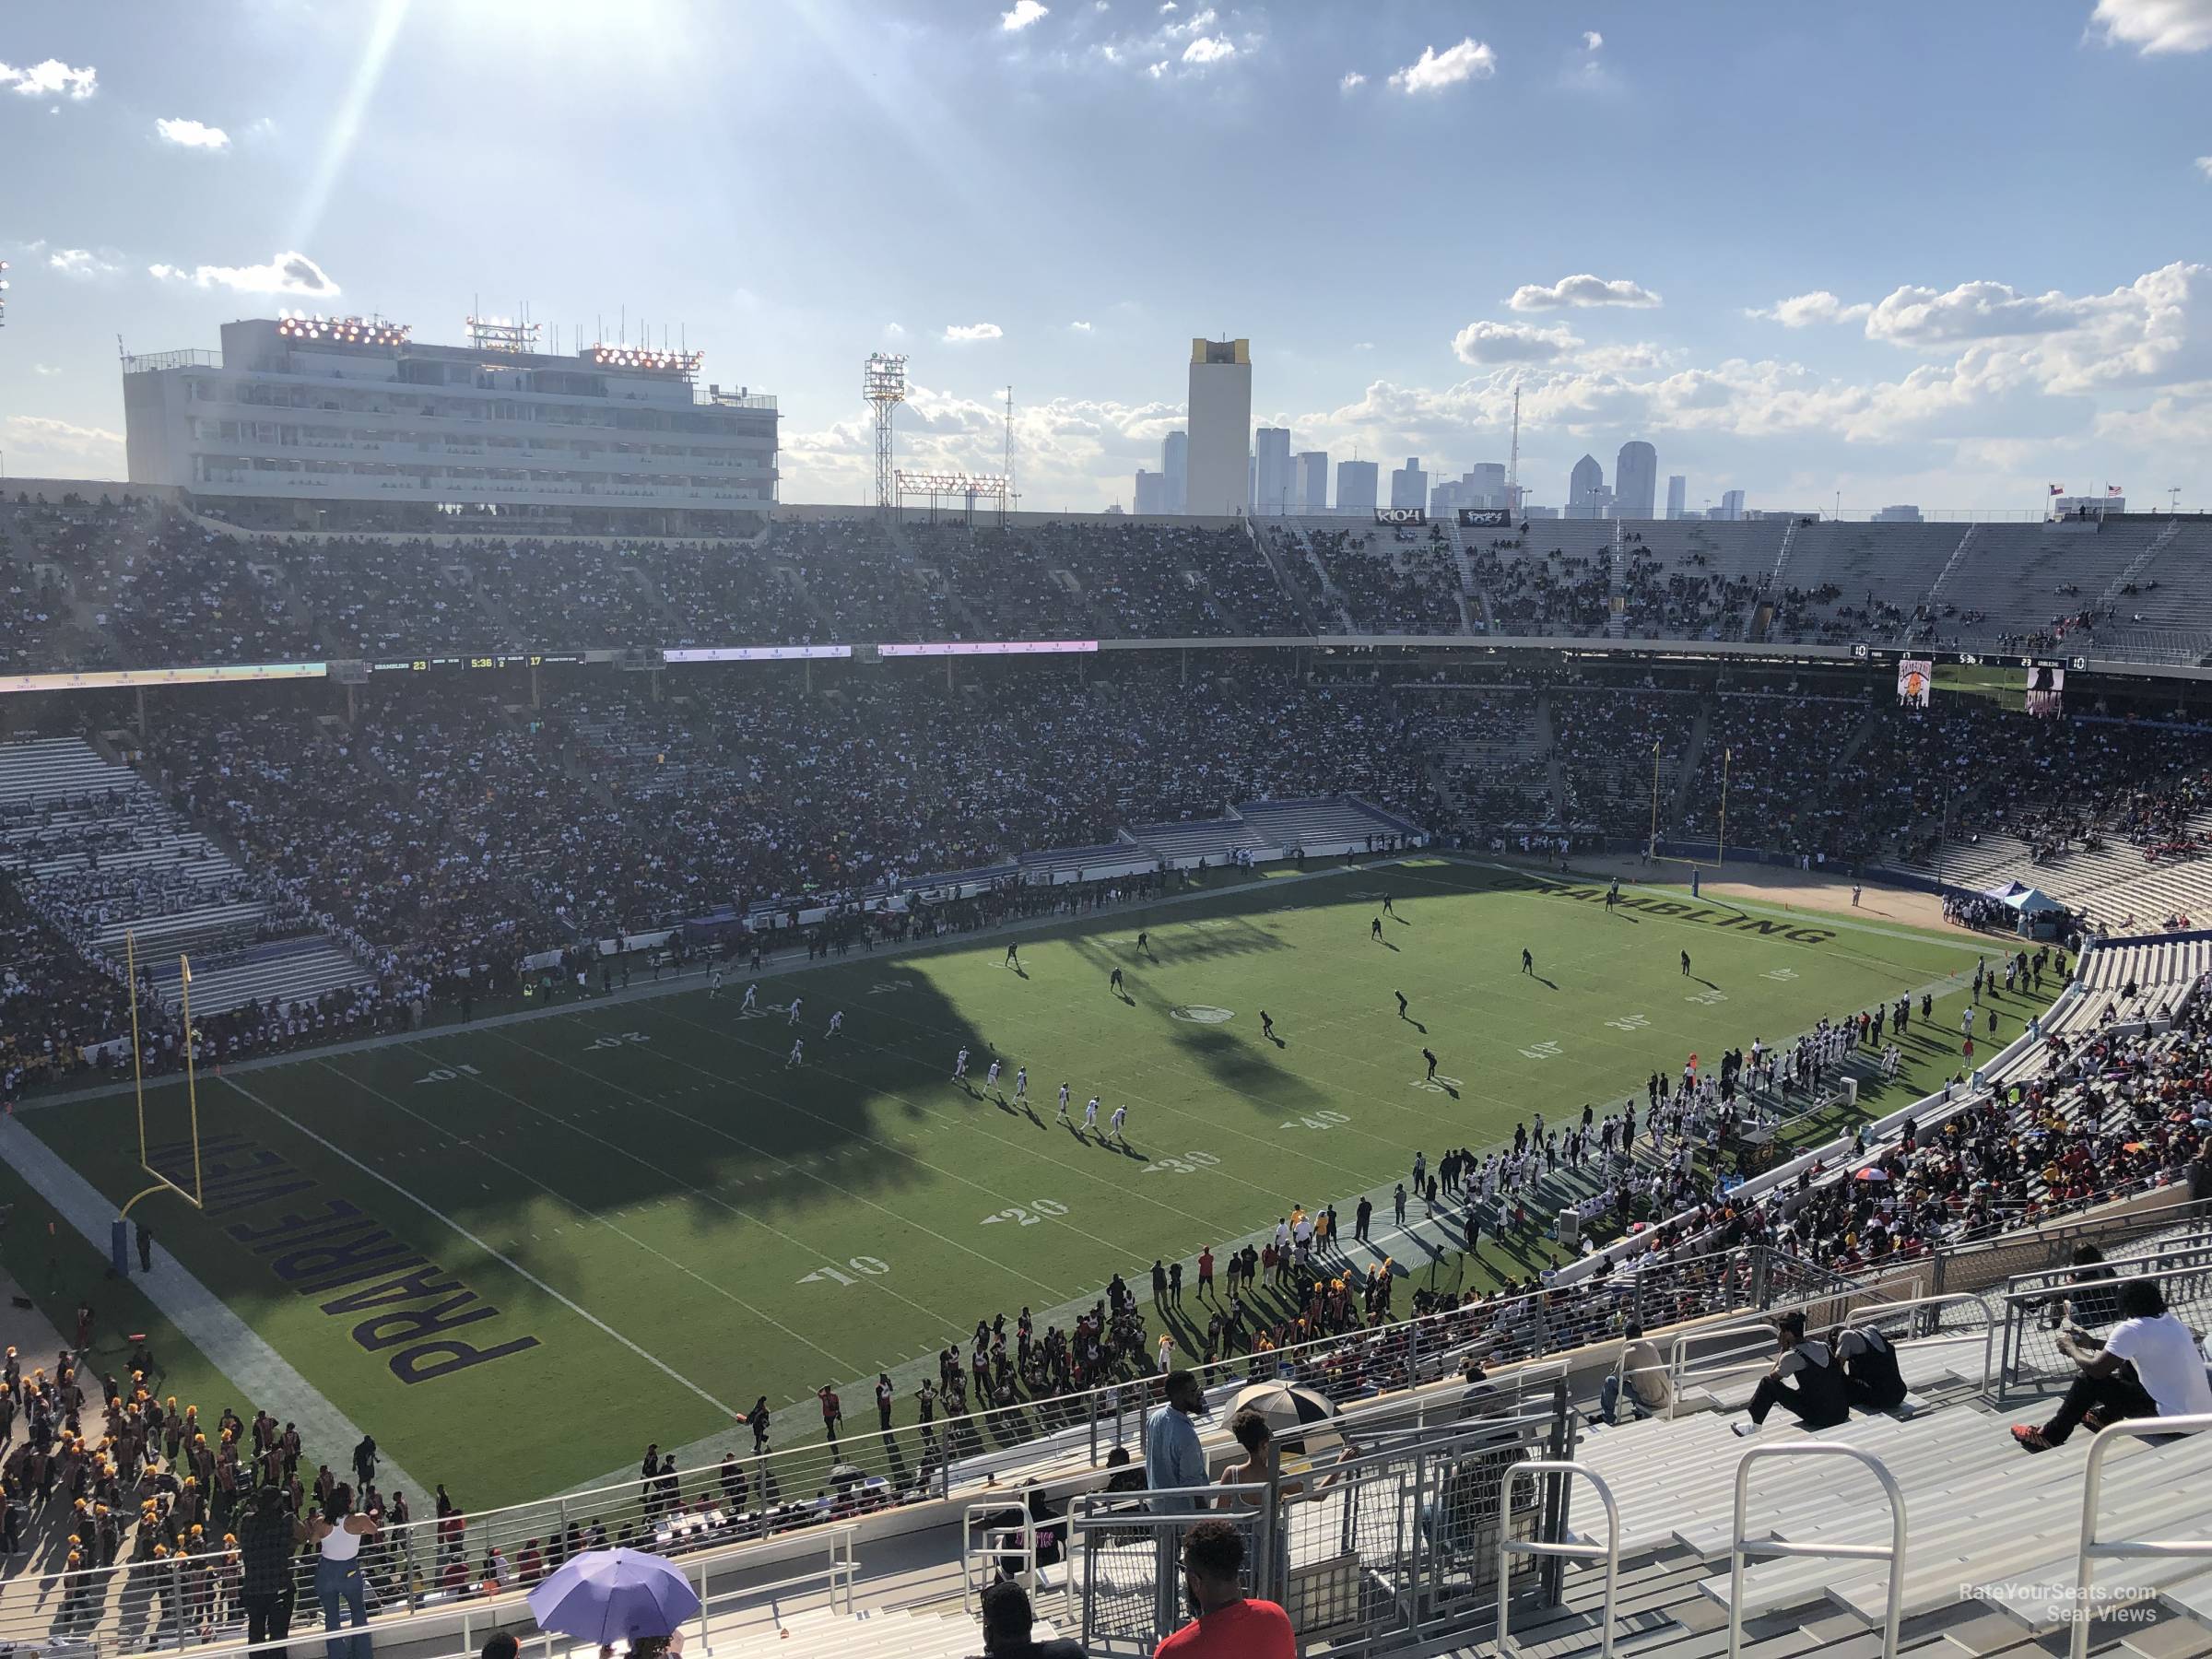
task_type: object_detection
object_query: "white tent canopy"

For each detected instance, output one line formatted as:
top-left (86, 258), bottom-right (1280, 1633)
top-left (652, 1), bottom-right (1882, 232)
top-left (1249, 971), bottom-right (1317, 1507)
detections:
top-left (1981, 879), bottom-right (2061, 914)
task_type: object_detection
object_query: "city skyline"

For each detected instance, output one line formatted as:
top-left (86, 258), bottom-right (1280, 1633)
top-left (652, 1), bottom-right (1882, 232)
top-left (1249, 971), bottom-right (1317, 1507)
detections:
top-left (1, 1), bottom-right (2207, 514)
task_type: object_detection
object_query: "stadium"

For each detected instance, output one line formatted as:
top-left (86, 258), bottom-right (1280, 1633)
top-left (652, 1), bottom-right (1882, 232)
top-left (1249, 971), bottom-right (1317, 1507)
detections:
top-left (5, 8), bottom-right (2212, 1659)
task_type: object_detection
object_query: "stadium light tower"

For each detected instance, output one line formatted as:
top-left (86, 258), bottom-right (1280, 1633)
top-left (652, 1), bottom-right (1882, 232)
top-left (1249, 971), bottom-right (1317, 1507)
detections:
top-left (864, 352), bottom-right (909, 513)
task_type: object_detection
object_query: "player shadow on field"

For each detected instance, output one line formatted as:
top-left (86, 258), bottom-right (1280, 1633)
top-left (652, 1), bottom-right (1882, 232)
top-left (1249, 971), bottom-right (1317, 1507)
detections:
top-left (1171, 1023), bottom-right (1332, 1106)
top-left (1400, 1016), bottom-right (1428, 1033)
top-left (1689, 976), bottom-right (1720, 991)
top-left (1532, 975), bottom-right (1559, 991)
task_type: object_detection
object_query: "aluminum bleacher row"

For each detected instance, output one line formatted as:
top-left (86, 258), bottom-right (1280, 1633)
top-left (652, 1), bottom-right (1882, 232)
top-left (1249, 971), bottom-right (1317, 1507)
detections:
top-left (2042, 933), bottom-right (2212, 1038)
top-left (0, 736), bottom-right (373, 1017)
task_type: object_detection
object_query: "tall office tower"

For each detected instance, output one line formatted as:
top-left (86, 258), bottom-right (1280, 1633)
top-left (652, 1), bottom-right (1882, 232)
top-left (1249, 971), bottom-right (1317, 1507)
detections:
top-left (1294, 451), bottom-right (1329, 512)
top-left (1134, 469), bottom-right (1166, 514)
top-left (1614, 441), bottom-right (1657, 519)
top-left (1253, 426), bottom-right (1293, 514)
top-left (1389, 456), bottom-right (1429, 510)
top-left (1185, 338), bottom-right (1253, 515)
top-left (1568, 453), bottom-right (1605, 517)
top-left (1335, 459), bottom-right (1379, 515)
top-left (1161, 429), bottom-right (1188, 513)
top-left (1665, 474), bottom-right (1687, 520)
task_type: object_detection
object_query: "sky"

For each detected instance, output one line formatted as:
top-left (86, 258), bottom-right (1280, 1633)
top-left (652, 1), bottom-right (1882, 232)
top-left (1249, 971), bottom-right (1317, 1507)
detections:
top-left (2, 0), bottom-right (2209, 517)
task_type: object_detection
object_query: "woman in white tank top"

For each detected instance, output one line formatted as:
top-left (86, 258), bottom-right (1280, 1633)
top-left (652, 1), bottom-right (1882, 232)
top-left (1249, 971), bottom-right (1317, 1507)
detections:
top-left (309, 1484), bottom-right (380, 1659)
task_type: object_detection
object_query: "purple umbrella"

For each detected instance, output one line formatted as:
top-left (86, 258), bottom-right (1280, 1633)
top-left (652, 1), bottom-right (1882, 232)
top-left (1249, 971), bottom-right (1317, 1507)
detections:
top-left (526, 1549), bottom-right (701, 1643)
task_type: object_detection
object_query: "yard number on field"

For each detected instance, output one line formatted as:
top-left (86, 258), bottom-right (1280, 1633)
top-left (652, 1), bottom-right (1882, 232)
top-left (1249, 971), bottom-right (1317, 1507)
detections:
top-left (866, 980), bottom-right (913, 995)
top-left (1280, 1110), bottom-right (1351, 1132)
top-left (800, 1255), bottom-right (891, 1288)
top-left (585, 1030), bottom-right (652, 1051)
top-left (413, 1063), bottom-right (483, 1085)
top-left (982, 1199), bottom-right (1070, 1227)
top-left (1144, 1150), bottom-right (1224, 1176)
top-left (1761, 968), bottom-right (1800, 982)
top-left (1687, 988), bottom-right (1728, 1006)
top-left (1519, 1040), bottom-right (1564, 1061)
top-left (1604, 1013), bottom-right (1650, 1032)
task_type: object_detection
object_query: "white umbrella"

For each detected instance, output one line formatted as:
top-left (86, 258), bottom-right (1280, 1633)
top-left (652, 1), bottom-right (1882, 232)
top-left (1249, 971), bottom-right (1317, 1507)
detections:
top-left (1224, 1380), bottom-right (1342, 1457)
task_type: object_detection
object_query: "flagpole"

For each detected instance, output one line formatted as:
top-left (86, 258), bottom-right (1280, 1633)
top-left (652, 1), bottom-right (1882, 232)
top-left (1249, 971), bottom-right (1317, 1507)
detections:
top-left (181, 953), bottom-right (204, 1205)
top-left (1649, 739), bottom-right (1662, 859)
top-left (128, 930), bottom-right (146, 1168)
top-left (1719, 747), bottom-right (1731, 867)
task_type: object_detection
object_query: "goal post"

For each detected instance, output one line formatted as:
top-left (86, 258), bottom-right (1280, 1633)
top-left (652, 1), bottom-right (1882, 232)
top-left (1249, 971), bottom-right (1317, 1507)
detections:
top-left (113, 940), bottom-right (205, 1276)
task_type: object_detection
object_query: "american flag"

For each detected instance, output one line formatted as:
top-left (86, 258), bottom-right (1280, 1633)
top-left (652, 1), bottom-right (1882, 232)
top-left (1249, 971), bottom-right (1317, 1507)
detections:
top-left (2107, 484), bottom-right (2124, 497)
top-left (2049, 484), bottom-right (2065, 496)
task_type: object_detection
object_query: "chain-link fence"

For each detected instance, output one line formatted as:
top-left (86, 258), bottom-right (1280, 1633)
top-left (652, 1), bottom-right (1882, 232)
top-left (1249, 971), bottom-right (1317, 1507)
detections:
top-left (1996, 1238), bottom-right (2212, 1404)
top-left (11, 1210), bottom-right (2200, 1655)
top-left (1065, 1392), bottom-right (1569, 1656)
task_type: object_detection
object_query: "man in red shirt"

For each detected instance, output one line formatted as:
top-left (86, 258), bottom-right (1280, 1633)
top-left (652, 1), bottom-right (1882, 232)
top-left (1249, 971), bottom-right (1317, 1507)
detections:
top-left (1154, 1520), bottom-right (1292, 1659)
top-left (1197, 1248), bottom-right (1215, 1299)
top-left (818, 1384), bottom-right (842, 1449)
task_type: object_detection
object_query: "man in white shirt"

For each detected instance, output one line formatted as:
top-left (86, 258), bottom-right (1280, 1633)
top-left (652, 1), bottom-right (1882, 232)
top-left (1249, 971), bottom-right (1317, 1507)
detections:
top-left (2014, 1278), bottom-right (2212, 1452)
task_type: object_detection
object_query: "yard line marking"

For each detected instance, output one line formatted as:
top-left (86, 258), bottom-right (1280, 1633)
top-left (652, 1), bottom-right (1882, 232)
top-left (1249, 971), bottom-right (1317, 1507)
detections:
top-left (330, 1058), bottom-right (881, 1376)
top-left (638, 998), bottom-right (1318, 1220)
top-left (227, 1074), bottom-right (745, 1423)
top-left (483, 1027), bottom-right (1078, 1303)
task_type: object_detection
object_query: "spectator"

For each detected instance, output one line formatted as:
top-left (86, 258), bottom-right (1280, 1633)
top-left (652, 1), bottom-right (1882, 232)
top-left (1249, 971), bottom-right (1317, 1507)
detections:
top-left (238, 1480), bottom-right (309, 1659)
top-left (1830, 1324), bottom-right (1908, 1414)
top-left (978, 1578), bottom-right (1086, 1659)
top-left (1154, 1519), bottom-right (1293, 1659)
top-left (1598, 1322), bottom-right (1672, 1425)
top-left (1732, 1312), bottom-right (1848, 1435)
top-left (2012, 1277), bottom-right (2212, 1452)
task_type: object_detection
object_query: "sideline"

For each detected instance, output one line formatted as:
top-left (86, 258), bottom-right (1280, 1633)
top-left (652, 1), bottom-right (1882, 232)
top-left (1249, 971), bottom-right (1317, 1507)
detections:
top-left (0, 1113), bottom-right (424, 1500)
top-left (20, 854), bottom-right (1441, 1115)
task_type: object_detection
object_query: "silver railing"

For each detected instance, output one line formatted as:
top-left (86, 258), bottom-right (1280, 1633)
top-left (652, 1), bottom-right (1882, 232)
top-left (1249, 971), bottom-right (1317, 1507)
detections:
top-left (1726, 1445), bottom-right (1906, 1659)
top-left (1496, 1462), bottom-right (1619, 1659)
top-left (2070, 1414), bottom-right (2212, 1659)
top-left (1664, 1290), bottom-right (1997, 1418)
top-left (1997, 1246), bottom-right (2212, 1404)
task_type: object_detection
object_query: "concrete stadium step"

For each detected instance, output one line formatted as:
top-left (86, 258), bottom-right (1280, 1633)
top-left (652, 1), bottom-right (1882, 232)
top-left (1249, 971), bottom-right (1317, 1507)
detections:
top-left (143, 936), bottom-right (374, 1015)
top-left (685, 1605), bottom-right (1007, 1659)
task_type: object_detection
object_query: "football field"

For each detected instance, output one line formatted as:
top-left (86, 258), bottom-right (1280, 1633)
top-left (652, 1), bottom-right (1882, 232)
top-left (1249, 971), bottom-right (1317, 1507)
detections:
top-left (17, 857), bottom-right (2048, 1503)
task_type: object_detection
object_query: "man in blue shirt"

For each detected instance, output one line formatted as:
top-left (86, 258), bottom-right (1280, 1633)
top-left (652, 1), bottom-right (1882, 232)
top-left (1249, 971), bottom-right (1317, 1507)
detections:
top-left (1146, 1370), bottom-right (1209, 1630)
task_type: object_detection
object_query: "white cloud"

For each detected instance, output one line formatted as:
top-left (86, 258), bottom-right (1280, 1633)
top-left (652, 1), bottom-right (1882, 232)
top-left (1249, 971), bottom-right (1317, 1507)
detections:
top-left (884, 322), bottom-right (906, 338)
top-left (1388, 37), bottom-right (1497, 93)
top-left (32, 364), bottom-right (61, 377)
top-left (2089, 0), bottom-right (2212, 53)
top-left (1864, 278), bottom-right (2098, 346)
top-left (1507, 274), bottom-right (1661, 311)
top-left (1159, 2), bottom-right (1176, 10)
top-left (48, 248), bottom-right (119, 280)
top-left (1752, 290), bottom-right (1875, 327)
top-left (1, 414), bottom-right (124, 476)
top-left (1070, 320), bottom-right (1093, 331)
top-left (1146, 58), bottom-right (1168, 76)
top-left (147, 249), bottom-right (340, 296)
top-left (156, 116), bottom-right (229, 149)
top-left (943, 322), bottom-right (1005, 342)
top-left (1340, 70), bottom-right (1366, 90)
top-left (1162, 5), bottom-right (1215, 32)
top-left (1182, 34), bottom-right (1234, 64)
top-left (2196, 155), bottom-right (2212, 179)
top-left (0, 58), bottom-right (97, 100)
top-left (1001, 0), bottom-right (1050, 31)
top-left (1451, 320), bottom-right (1583, 365)
top-left (1583, 29), bottom-right (1604, 50)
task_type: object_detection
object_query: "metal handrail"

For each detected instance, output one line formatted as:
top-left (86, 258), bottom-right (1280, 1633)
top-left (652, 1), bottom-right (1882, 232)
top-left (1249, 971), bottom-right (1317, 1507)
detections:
top-left (1496, 1461), bottom-right (1619, 1659)
top-left (1667, 1290), bottom-right (1997, 1416)
top-left (119, 1525), bottom-right (858, 1659)
top-left (962, 1500), bottom-right (1071, 1624)
top-left (1726, 1444), bottom-right (1905, 1659)
top-left (2069, 1413), bottom-right (2212, 1659)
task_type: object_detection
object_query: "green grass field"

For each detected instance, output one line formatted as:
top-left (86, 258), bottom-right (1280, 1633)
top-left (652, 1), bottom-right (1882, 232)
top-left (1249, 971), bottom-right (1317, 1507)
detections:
top-left (19, 857), bottom-right (2050, 1503)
